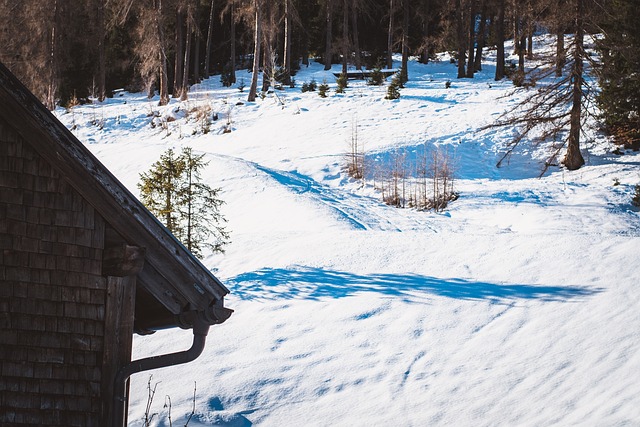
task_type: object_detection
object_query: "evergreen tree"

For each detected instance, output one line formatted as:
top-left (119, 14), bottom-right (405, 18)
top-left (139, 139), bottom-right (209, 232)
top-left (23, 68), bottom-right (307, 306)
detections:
top-left (138, 148), bottom-right (230, 256)
top-left (336, 72), bottom-right (348, 93)
top-left (367, 67), bottom-right (385, 86)
top-left (386, 73), bottom-right (401, 99)
top-left (178, 148), bottom-right (230, 255)
top-left (139, 148), bottom-right (186, 236)
top-left (318, 80), bottom-right (330, 97)
top-left (596, 0), bottom-right (640, 148)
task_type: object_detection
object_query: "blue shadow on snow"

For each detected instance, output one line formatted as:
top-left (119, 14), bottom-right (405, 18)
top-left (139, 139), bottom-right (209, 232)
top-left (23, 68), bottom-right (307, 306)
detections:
top-left (228, 266), bottom-right (601, 303)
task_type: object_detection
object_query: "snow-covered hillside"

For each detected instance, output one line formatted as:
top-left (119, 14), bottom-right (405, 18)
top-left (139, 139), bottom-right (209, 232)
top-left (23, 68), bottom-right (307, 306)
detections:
top-left (56, 37), bottom-right (640, 426)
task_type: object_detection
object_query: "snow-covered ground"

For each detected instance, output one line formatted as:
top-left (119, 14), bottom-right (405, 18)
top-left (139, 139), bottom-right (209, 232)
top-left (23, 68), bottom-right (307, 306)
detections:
top-left (56, 37), bottom-right (640, 426)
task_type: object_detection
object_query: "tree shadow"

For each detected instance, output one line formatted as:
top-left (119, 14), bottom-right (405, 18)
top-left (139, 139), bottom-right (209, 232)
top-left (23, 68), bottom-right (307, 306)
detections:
top-left (227, 266), bottom-right (601, 304)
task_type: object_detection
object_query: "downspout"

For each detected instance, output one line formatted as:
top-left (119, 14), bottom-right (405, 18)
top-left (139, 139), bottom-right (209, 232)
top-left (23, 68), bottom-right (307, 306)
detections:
top-left (112, 317), bottom-right (210, 427)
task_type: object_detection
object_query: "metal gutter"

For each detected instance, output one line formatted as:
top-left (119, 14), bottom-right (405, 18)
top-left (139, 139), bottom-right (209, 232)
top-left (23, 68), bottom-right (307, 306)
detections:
top-left (112, 305), bottom-right (232, 427)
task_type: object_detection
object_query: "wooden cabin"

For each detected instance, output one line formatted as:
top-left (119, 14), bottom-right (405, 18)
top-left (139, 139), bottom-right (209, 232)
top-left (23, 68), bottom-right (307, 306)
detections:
top-left (0, 62), bottom-right (232, 426)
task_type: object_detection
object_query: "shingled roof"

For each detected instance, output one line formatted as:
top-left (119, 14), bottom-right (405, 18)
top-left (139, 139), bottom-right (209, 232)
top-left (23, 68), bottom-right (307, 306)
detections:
top-left (0, 62), bottom-right (231, 334)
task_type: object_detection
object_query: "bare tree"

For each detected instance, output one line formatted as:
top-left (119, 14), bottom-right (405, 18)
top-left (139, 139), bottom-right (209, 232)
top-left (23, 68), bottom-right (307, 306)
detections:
top-left (484, 0), bottom-right (588, 173)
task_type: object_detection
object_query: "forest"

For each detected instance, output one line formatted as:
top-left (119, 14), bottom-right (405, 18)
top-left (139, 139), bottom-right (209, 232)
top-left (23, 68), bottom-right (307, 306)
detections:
top-left (0, 0), bottom-right (638, 151)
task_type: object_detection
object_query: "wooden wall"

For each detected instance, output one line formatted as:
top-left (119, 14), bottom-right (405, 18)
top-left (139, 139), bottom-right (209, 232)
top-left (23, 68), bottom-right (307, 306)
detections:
top-left (0, 116), bottom-right (109, 426)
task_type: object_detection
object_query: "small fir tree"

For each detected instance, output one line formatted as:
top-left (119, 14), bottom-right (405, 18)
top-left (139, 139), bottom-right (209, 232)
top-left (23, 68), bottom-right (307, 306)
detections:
top-left (385, 74), bottom-right (401, 100)
top-left (318, 80), bottom-right (329, 98)
top-left (367, 67), bottom-right (384, 86)
top-left (178, 148), bottom-right (230, 255)
top-left (138, 147), bottom-right (230, 256)
top-left (138, 148), bottom-right (185, 237)
top-left (336, 72), bottom-right (348, 93)
top-left (301, 79), bottom-right (317, 93)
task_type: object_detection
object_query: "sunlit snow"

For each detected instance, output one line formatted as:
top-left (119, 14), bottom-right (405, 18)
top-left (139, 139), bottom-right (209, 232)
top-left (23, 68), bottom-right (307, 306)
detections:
top-left (56, 36), bottom-right (640, 426)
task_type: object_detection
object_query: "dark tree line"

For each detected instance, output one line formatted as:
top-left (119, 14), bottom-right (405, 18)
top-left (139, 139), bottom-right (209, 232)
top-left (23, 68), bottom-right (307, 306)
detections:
top-left (0, 0), bottom-right (577, 106)
top-left (0, 0), bottom-right (637, 157)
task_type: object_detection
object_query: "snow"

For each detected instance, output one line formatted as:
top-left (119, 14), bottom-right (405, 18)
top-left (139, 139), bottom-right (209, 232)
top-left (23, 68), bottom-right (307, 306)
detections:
top-left (55, 36), bottom-right (640, 426)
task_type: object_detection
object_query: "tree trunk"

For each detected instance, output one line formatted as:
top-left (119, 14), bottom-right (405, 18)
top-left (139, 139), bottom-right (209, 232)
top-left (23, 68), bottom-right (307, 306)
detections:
top-left (555, 0), bottom-right (565, 77)
top-left (261, 1), bottom-right (273, 93)
top-left (193, 6), bottom-right (201, 84)
top-left (283, 0), bottom-right (292, 84)
top-left (156, 0), bottom-right (170, 106)
top-left (526, 0), bottom-right (533, 60)
top-left (204, 0), bottom-right (215, 77)
top-left (400, 0), bottom-right (409, 81)
top-left (230, 1), bottom-right (237, 83)
top-left (248, 0), bottom-right (261, 102)
top-left (181, 10), bottom-right (192, 101)
top-left (456, 0), bottom-right (466, 78)
top-left (564, 0), bottom-right (585, 170)
top-left (515, 1), bottom-right (525, 72)
top-left (556, 31), bottom-right (565, 77)
top-left (466, 0), bottom-right (476, 78)
top-left (262, 37), bottom-right (272, 92)
top-left (97, 0), bottom-right (106, 101)
top-left (324, 0), bottom-right (333, 70)
top-left (387, 0), bottom-right (394, 69)
top-left (474, 0), bottom-right (486, 72)
top-left (46, 0), bottom-right (60, 110)
top-left (342, 0), bottom-right (349, 74)
top-left (419, 0), bottom-right (431, 64)
top-left (351, 0), bottom-right (362, 70)
top-left (174, 8), bottom-right (185, 97)
top-left (495, 0), bottom-right (505, 80)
